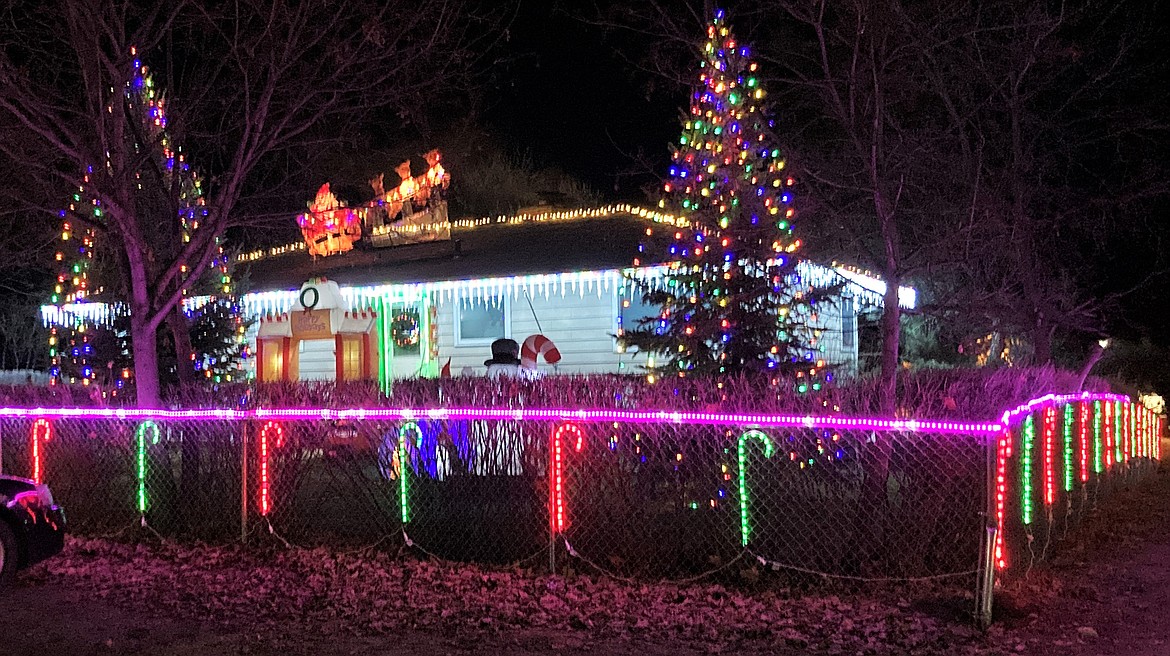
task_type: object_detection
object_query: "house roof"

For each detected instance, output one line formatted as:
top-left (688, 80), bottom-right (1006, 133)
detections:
top-left (243, 212), bottom-right (649, 291)
top-left (39, 205), bottom-right (917, 329)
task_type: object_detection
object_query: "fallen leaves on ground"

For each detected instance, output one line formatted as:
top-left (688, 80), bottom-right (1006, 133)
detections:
top-left (27, 537), bottom-right (1001, 654)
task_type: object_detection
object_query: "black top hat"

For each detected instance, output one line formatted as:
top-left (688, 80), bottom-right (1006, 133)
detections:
top-left (484, 338), bottom-right (521, 366)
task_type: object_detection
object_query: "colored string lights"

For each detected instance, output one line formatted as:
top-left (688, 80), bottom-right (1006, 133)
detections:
top-left (30, 418), bottom-right (52, 485)
top-left (550, 423), bottom-right (584, 534)
top-left (258, 421), bottom-right (285, 516)
top-left (737, 429), bottom-right (775, 546)
top-left (624, 9), bottom-right (822, 382)
top-left (136, 421), bottom-right (160, 514)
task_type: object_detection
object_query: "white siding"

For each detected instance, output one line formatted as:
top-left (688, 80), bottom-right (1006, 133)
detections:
top-left (436, 291), bottom-right (647, 376)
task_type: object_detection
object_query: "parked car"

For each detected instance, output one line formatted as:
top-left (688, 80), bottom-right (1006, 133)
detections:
top-left (0, 475), bottom-right (66, 586)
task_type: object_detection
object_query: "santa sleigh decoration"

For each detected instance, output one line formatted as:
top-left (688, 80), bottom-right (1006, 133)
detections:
top-left (520, 334), bottom-right (561, 369)
top-left (297, 183), bottom-right (362, 258)
top-left (297, 149), bottom-right (453, 258)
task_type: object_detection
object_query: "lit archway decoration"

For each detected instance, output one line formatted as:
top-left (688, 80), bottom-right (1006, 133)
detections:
top-left (259, 421), bottom-right (285, 516)
top-left (550, 423), bottom-right (584, 534)
top-left (30, 418), bottom-right (53, 484)
top-left (136, 421), bottom-right (161, 514)
top-left (737, 429), bottom-right (775, 547)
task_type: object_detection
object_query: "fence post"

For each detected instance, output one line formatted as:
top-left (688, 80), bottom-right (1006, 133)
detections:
top-left (975, 430), bottom-right (998, 630)
top-left (240, 421), bottom-right (248, 543)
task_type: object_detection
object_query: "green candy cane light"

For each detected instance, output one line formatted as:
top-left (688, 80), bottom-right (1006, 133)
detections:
top-left (397, 421), bottom-right (422, 524)
top-left (136, 421), bottom-right (160, 515)
top-left (737, 429), bottom-right (775, 547)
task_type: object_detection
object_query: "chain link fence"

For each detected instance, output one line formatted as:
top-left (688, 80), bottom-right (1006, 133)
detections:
top-left (994, 398), bottom-right (1163, 576)
top-left (0, 395), bottom-right (1160, 608)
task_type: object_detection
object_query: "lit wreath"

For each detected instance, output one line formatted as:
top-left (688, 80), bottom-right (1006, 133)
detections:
top-left (391, 312), bottom-right (420, 349)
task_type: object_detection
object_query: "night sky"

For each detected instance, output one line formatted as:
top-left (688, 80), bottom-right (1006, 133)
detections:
top-left (481, 3), bottom-right (678, 197)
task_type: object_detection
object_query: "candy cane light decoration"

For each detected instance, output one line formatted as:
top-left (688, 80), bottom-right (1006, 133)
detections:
top-left (737, 429), bottom-right (775, 547)
top-left (398, 421), bottom-right (422, 524)
top-left (30, 418), bottom-right (53, 484)
top-left (259, 421), bottom-right (285, 516)
top-left (550, 423), bottom-right (584, 534)
top-left (136, 421), bottom-right (161, 514)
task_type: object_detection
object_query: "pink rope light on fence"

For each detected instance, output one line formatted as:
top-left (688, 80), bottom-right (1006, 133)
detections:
top-left (0, 406), bottom-right (999, 435)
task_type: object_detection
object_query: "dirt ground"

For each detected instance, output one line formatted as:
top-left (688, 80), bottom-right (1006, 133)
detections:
top-left (2, 446), bottom-right (1167, 656)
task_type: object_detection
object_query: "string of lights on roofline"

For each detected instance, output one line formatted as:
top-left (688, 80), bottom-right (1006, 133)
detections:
top-left (236, 204), bottom-right (686, 263)
top-left (40, 261), bottom-right (915, 330)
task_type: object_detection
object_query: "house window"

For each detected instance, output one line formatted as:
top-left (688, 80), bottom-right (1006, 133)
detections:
top-left (340, 335), bottom-right (364, 381)
top-left (617, 292), bottom-right (664, 336)
top-left (615, 291), bottom-right (666, 353)
top-left (259, 338), bottom-right (284, 383)
top-left (455, 295), bottom-right (509, 345)
top-left (841, 296), bottom-right (856, 348)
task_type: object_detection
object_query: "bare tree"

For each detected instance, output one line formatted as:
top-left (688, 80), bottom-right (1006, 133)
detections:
top-left (0, 0), bottom-right (499, 406)
top-left (921, 0), bottom-right (1170, 364)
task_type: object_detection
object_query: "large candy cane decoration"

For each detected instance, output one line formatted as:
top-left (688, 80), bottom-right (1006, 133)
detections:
top-left (550, 423), bottom-right (584, 534)
top-left (737, 429), bottom-right (775, 547)
top-left (259, 421), bottom-right (285, 516)
top-left (30, 418), bottom-right (53, 484)
top-left (398, 421), bottom-right (422, 524)
top-left (136, 421), bottom-right (161, 514)
top-left (521, 334), bottom-right (562, 369)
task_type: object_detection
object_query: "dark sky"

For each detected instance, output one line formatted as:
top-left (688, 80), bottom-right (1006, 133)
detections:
top-left (481, 3), bottom-right (678, 198)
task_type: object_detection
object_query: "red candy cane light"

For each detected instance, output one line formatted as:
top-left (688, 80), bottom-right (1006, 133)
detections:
top-left (30, 418), bottom-right (53, 484)
top-left (1043, 407), bottom-right (1055, 506)
top-left (550, 423), bottom-right (584, 534)
top-left (259, 421), bottom-right (285, 516)
top-left (1078, 402), bottom-right (1089, 483)
top-left (994, 428), bottom-right (1012, 570)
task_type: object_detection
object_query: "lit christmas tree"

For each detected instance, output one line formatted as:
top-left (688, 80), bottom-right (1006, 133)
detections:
top-left (623, 9), bottom-right (826, 390)
top-left (49, 51), bottom-right (249, 393)
top-left (48, 172), bottom-right (103, 387)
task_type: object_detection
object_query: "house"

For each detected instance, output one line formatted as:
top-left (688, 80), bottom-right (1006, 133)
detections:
top-left (230, 204), bottom-right (915, 385)
top-left (40, 204), bottom-right (914, 386)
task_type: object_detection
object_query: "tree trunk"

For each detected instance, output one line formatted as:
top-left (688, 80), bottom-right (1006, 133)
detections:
top-left (879, 274), bottom-right (901, 416)
top-left (129, 250), bottom-right (163, 409)
top-left (169, 304), bottom-right (196, 386)
top-left (131, 312), bottom-right (162, 409)
top-left (1032, 322), bottom-right (1055, 366)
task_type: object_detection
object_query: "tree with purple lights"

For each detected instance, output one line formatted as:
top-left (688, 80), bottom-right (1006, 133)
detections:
top-left (622, 10), bottom-right (826, 391)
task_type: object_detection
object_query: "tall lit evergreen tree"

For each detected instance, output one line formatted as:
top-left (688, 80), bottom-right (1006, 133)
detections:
top-left (49, 58), bottom-right (248, 395)
top-left (624, 10), bottom-right (824, 388)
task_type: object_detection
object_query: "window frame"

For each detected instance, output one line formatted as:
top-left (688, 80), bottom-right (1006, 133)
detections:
top-left (453, 294), bottom-right (511, 347)
top-left (612, 289), bottom-right (664, 354)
